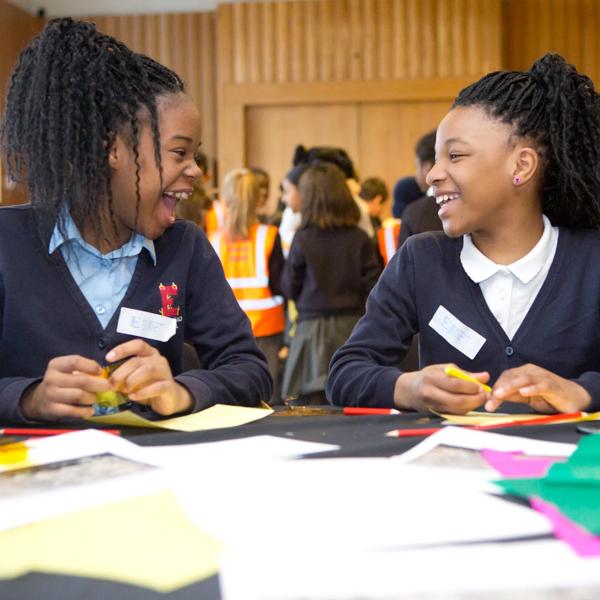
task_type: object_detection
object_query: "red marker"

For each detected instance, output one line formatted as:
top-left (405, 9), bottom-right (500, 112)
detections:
top-left (0, 428), bottom-right (121, 437)
top-left (476, 412), bottom-right (584, 430)
top-left (344, 407), bottom-right (401, 416)
top-left (389, 412), bottom-right (587, 437)
top-left (391, 427), bottom-right (444, 437)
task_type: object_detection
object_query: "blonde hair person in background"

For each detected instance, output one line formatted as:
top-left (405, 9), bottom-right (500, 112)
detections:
top-left (210, 169), bottom-right (286, 404)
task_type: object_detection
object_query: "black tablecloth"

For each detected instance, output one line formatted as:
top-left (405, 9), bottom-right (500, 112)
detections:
top-left (0, 409), bottom-right (589, 600)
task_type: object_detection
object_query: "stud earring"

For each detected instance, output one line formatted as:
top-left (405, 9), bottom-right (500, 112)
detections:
top-left (513, 175), bottom-right (521, 185)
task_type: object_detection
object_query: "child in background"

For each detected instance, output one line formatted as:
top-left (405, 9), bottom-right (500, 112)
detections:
top-left (279, 164), bottom-right (306, 258)
top-left (210, 169), bottom-right (285, 405)
top-left (175, 150), bottom-right (212, 228)
top-left (293, 145), bottom-right (374, 238)
top-left (392, 130), bottom-right (437, 219)
top-left (328, 54), bottom-right (600, 416)
top-left (249, 167), bottom-right (274, 224)
top-left (281, 162), bottom-right (381, 403)
top-left (0, 19), bottom-right (271, 423)
top-left (359, 177), bottom-right (400, 266)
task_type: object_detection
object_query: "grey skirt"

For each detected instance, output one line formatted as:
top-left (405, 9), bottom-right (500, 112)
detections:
top-left (281, 314), bottom-right (360, 402)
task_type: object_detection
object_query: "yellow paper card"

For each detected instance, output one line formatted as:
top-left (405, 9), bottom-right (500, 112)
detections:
top-left (441, 412), bottom-right (539, 426)
top-left (0, 490), bottom-right (223, 592)
top-left (441, 411), bottom-right (600, 427)
top-left (88, 403), bottom-right (273, 432)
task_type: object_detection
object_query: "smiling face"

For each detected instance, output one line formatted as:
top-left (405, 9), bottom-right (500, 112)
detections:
top-left (100, 93), bottom-right (202, 250)
top-left (426, 106), bottom-right (533, 239)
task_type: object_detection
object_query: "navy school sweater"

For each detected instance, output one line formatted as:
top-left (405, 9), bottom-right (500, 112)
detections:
top-left (0, 205), bottom-right (272, 424)
top-left (327, 228), bottom-right (600, 412)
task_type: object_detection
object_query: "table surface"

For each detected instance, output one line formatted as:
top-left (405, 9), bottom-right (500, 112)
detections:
top-left (0, 408), bottom-right (591, 600)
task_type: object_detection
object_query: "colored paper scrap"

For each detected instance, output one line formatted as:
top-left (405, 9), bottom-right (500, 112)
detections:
top-left (0, 489), bottom-right (223, 592)
top-left (442, 412), bottom-right (539, 426)
top-left (531, 498), bottom-right (600, 557)
top-left (0, 442), bottom-right (28, 466)
top-left (88, 403), bottom-right (273, 431)
top-left (482, 449), bottom-right (564, 478)
top-left (496, 435), bottom-right (600, 534)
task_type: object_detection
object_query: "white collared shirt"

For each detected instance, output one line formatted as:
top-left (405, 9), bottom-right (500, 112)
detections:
top-left (460, 215), bottom-right (558, 340)
top-left (49, 211), bottom-right (156, 328)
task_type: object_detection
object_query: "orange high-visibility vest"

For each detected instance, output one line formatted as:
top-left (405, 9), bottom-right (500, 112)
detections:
top-left (210, 223), bottom-right (285, 337)
top-left (377, 219), bottom-right (401, 265)
top-left (204, 201), bottom-right (226, 236)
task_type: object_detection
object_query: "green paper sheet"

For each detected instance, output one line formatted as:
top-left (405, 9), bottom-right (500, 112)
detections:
top-left (496, 434), bottom-right (600, 534)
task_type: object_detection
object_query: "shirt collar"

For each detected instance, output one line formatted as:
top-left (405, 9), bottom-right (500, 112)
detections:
top-left (461, 215), bottom-right (555, 285)
top-left (48, 210), bottom-right (157, 265)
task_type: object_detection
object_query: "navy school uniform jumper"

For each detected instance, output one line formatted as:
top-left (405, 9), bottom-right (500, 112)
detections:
top-left (0, 205), bottom-right (272, 424)
top-left (327, 228), bottom-right (600, 412)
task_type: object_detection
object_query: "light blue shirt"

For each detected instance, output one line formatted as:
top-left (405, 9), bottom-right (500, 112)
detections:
top-left (49, 213), bottom-right (156, 328)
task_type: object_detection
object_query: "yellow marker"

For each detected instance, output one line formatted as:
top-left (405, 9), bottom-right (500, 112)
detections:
top-left (444, 365), bottom-right (492, 392)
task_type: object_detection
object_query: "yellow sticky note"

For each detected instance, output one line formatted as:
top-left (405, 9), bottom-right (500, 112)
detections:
top-left (88, 403), bottom-right (273, 432)
top-left (0, 490), bottom-right (223, 592)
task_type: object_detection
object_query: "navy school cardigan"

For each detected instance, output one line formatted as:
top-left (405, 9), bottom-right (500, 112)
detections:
top-left (327, 227), bottom-right (600, 412)
top-left (0, 205), bottom-right (272, 423)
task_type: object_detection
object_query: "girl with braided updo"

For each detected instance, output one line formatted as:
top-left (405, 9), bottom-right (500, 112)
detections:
top-left (0, 18), bottom-right (271, 423)
top-left (328, 53), bottom-right (600, 416)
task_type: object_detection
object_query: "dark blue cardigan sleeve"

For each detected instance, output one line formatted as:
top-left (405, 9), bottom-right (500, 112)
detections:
top-left (326, 242), bottom-right (419, 407)
top-left (177, 232), bottom-right (273, 410)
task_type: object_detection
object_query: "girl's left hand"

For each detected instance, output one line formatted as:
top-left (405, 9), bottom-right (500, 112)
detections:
top-left (105, 339), bottom-right (193, 416)
top-left (485, 364), bottom-right (591, 414)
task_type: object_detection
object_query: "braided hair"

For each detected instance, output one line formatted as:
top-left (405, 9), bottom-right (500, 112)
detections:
top-left (454, 53), bottom-right (600, 230)
top-left (0, 18), bottom-right (184, 243)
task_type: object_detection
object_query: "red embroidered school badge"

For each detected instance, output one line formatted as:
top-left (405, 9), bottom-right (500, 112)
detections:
top-left (158, 282), bottom-right (180, 317)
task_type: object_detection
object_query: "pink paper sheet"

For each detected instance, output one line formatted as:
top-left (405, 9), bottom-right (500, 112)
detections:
top-left (481, 448), bottom-right (562, 478)
top-left (531, 498), bottom-right (600, 557)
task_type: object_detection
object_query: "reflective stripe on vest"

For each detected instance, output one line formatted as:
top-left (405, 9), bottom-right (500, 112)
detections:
top-left (377, 221), bottom-right (401, 265)
top-left (210, 224), bottom-right (285, 337)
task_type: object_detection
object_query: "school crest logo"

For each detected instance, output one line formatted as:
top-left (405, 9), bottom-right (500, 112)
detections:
top-left (158, 282), bottom-right (180, 318)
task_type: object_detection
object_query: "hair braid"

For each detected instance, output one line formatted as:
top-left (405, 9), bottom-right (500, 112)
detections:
top-left (0, 18), bottom-right (184, 243)
top-left (454, 53), bottom-right (600, 230)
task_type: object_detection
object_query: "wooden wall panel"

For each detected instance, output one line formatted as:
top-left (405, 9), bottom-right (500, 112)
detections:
top-left (359, 100), bottom-right (450, 190)
top-left (246, 100), bottom-right (449, 215)
top-left (88, 12), bottom-right (217, 172)
top-left (503, 0), bottom-right (600, 86)
top-left (0, 1), bottom-right (42, 204)
top-left (246, 104), bottom-right (360, 212)
top-left (218, 0), bottom-right (502, 85)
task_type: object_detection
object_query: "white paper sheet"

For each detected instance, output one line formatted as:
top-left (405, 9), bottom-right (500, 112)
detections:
top-left (139, 435), bottom-right (339, 468)
top-left (392, 426), bottom-right (576, 465)
top-left (220, 539), bottom-right (600, 599)
top-left (172, 458), bottom-right (550, 554)
top-left (0, 430), bottom-right (165, 532)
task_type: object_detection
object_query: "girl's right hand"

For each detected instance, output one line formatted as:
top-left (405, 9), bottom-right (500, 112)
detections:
top-left (20, 356), bottom-right (112, 421)
top-left (393, 364), bottom-right (490, 415)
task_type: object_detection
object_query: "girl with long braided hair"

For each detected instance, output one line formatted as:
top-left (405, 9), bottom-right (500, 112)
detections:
top-left (0, 18), bottom-right (271, 422)
top-left (328, 53), bottom-right (600, 415)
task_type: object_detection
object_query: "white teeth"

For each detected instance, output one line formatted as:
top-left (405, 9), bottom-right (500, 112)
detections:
top-left (436, 193), bottom-right (461, 206)
top-left (164, 191), bottom-right (191, 201)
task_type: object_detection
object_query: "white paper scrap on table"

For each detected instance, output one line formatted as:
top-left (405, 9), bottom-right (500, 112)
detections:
top-left (0, 430), bottom-right (166, 532)
top-left (392, 426), bottom-right (576, 465)
top-left (174, 458), bottom-right (551, 554)
top-left (140, 435), bottom-right (339, 468)
top-left (220, 539), bottom-right (600, 600)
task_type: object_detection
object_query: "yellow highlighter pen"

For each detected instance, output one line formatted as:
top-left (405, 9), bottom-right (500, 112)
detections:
top-left (444, 365), bottom-right (492, 392)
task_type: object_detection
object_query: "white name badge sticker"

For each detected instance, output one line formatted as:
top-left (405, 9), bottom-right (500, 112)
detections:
top-left (428, 305), bottom-right (486, 360)
top-left (117, 307), bottom-right (177, 342)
